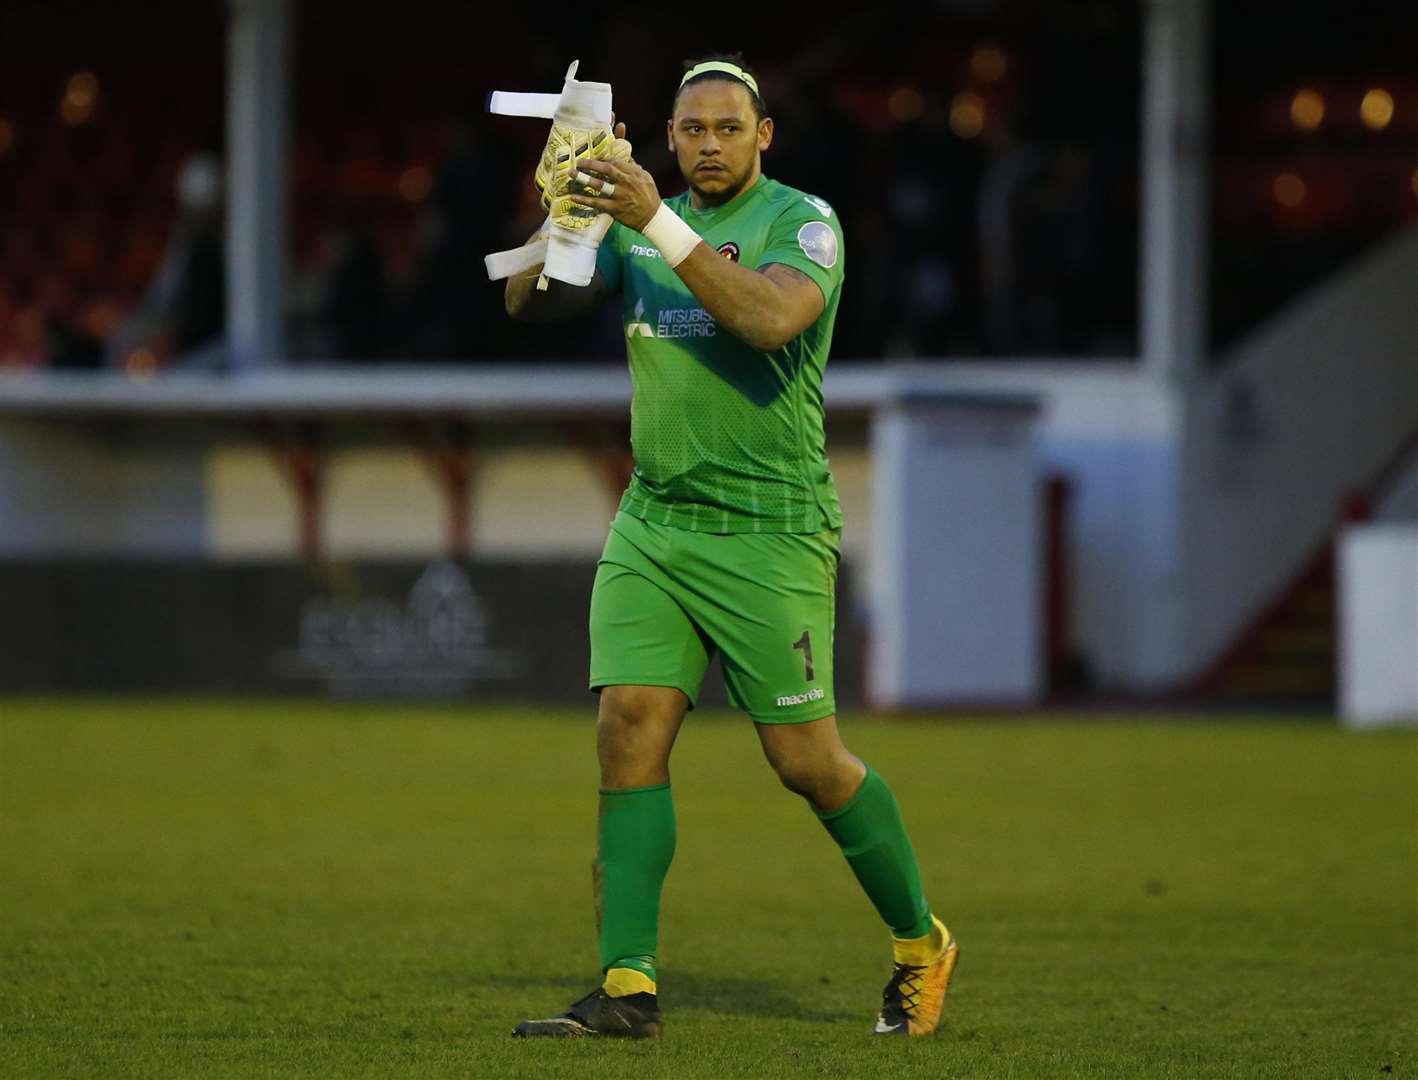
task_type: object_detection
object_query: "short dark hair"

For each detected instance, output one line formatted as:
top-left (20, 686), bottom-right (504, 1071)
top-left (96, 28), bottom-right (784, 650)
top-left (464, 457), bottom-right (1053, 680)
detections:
top-left (674, 53), bottom-right (768, 121)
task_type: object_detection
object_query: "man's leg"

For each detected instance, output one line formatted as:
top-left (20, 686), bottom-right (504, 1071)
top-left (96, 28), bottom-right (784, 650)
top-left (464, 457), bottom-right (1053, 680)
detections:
top-left (513, 684), bottom-right (685, 1039)
top-left (756, 716), bottom-right (959, 1036)
top-left (515, 518), bottom-right (709, 1038)
top-left (594, 684), bottom-right (687, 993)
top-left (756, 716), bottom-right (929, 935)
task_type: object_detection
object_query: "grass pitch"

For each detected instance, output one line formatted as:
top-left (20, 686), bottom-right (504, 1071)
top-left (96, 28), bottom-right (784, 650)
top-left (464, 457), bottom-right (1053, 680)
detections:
top-left (1, 700), bottom-right (1415, 1079)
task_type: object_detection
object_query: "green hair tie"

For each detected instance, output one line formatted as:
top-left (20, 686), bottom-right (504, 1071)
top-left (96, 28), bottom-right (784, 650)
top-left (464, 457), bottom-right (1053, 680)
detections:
top-left (680, 61), bottom-right (760, 97)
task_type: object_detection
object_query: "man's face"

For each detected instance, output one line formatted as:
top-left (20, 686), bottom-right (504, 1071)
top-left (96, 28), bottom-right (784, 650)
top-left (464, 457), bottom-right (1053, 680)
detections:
top-left (668, 80), bottom-right (773, 205)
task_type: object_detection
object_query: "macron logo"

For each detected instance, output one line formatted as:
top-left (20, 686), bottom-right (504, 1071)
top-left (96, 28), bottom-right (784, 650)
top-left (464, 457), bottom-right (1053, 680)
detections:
top-left (776, 687), bottom-right (826, 708)
top-left (629, 244), bottom-right (663, 259)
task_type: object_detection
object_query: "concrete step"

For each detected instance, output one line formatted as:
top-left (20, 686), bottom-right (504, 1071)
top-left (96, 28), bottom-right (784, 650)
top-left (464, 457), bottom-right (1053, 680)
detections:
top-left (1250, 624), bottom-right (1336, 657)
top-left (1221, 665), bottom-right (1335, 698)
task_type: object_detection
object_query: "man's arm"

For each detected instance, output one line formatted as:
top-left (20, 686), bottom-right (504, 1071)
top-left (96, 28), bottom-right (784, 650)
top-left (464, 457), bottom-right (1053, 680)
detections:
top-left (503, 232), bottom-right (609, 322)
top-left (572, 160), bottom-right (824, 351)
top-left (668, 250), bottom-right (823, 352)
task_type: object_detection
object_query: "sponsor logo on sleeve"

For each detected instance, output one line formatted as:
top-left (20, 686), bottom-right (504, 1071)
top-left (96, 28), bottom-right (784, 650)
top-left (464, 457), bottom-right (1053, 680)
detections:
top-left (796, 220), bottom-right (839, 270)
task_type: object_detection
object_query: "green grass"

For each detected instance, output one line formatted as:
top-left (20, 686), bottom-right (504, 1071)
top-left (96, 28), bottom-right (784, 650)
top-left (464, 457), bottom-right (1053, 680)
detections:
top-left (1, 700), bottom-right (1415, 1078)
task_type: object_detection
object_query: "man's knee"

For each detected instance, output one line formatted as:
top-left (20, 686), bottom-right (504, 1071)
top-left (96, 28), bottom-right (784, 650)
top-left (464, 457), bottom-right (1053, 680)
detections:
top-left (758, 718), bottom-right (866, 811)
top-left (597, 703), bottom-right (666, 762)
top-left (766, 753), bottom-right (819, 798)
top-left (596, 685), bottom-right (687, 786)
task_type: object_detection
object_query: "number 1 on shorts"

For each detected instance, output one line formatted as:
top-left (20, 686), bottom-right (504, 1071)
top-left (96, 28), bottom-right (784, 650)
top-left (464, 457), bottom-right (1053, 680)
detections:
top-left (792, 630), bottom-right (815, 682)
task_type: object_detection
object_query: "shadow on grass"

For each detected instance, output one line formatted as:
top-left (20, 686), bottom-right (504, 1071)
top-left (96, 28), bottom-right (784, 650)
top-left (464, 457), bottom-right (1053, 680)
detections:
top-left (475, 971), bottom-right (856, 1023)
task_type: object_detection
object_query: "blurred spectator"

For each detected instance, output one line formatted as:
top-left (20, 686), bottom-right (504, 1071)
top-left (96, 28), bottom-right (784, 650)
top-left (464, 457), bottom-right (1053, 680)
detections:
top-left (45, 312), bottom-right (104, 369)
top-left (6, 2), bottom-right (1409, 370)
top-left (321, 211), bottom-right (388, 360)
top-left (980, 128), bottom-right (1107, 356)
top-left (399, 117), bottom-right (514, 360)
top-left (881, 96), bottom-right (978, 358)
top-left (107, 153), bottom-right (226, 370)
top-left (976, 114), bottom-right (1045, 355)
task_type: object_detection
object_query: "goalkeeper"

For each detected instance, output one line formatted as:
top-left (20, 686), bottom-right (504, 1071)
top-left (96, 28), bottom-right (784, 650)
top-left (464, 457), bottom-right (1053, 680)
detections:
top-left (503, 54), bottom-right (959, 1040)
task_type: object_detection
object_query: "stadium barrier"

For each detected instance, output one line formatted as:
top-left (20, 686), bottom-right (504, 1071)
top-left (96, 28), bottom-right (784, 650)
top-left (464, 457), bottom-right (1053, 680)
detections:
top-left (0, 364), bottom-right (1045, 706)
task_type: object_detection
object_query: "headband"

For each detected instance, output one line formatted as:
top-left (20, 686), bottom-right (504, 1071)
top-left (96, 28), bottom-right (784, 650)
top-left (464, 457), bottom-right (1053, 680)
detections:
top-left (679, 61), bottom-right (760, 98)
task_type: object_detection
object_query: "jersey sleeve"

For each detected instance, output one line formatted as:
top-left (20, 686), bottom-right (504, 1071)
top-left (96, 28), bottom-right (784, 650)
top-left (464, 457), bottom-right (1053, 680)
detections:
top-left (595, 220), bottom-right (625, 293)
top-left (759, 194), bottom-right (845, 304)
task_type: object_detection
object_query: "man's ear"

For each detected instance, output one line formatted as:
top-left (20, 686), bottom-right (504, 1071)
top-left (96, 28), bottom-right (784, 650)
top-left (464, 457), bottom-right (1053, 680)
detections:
top-left (666, 118), bottom-right (675, 154)
top-left (757, 116), bottom-right (774, 152)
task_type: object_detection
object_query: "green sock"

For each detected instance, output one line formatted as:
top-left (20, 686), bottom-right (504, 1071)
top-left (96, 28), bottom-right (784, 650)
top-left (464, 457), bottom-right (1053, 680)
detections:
top-left (818, 766), bottom-right (932, 939)
top-left (595, 783), bottom-right (676, 982)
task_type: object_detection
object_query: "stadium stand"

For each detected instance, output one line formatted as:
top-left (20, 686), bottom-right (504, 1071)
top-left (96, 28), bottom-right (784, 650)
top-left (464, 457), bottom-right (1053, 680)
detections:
top-left (3, 3), bottom-right (1414, 371)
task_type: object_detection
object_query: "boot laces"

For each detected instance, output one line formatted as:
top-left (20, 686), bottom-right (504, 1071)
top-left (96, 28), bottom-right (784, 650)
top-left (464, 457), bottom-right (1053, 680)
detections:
top-left (883, 962), bottom-right (927, 1015)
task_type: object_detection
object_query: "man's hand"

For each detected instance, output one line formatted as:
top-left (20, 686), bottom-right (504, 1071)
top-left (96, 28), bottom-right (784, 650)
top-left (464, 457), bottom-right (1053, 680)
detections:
top-left (568, 158), bottom-right (662, 232)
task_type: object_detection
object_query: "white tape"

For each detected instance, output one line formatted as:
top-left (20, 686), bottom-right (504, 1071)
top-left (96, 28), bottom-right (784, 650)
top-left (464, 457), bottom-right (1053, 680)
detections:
top-left (485, 60), bottom-right (615, 286)
top-left (554, 77), bottom-right (611, 128)
top-left (485, 61), bottom-right (611, 126)
top-left (484, 238), bottom-right (549, 281)
top-left (486, 91), bottom-right (559, 119)
top-left (542, 213), bottom-right (614, 287)
top-left (578, 171), bottom-right (615, 197)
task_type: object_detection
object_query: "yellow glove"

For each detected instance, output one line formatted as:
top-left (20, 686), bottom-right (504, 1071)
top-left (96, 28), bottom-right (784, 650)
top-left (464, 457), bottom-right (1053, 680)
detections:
top-left (533, 124), bottom-right (632, 230)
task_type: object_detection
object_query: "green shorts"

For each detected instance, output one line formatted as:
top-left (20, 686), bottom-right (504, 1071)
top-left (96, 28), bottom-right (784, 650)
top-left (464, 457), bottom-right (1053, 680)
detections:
top-left (590, 510), bottom-right (839, 723)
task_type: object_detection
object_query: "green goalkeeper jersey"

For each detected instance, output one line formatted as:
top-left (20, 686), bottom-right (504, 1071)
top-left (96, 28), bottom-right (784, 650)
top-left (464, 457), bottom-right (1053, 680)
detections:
top-left (595, 176), bottom-right (845, 534)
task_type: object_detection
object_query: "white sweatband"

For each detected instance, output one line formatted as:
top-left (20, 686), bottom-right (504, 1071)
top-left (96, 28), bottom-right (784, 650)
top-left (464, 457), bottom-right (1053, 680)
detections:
top-left (641, 203), bottom-right (701, 268)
